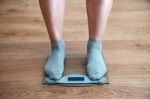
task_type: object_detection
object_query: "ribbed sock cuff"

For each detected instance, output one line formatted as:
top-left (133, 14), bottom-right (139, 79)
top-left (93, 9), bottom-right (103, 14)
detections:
top-left (87, 40), bottom-right (102, 51)
top-left (51, 40), bottom-right (65, 51)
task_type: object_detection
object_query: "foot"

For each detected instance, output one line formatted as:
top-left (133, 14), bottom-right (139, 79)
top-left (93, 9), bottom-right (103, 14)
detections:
top-left (86, 40), bottom-right (107, 80)
top-left (44, 40), bottom-right (65, 80)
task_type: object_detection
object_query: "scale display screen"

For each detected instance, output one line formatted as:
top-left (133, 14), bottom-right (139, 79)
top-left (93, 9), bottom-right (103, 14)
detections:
top-left (68, 77), bottom-right (84, 81)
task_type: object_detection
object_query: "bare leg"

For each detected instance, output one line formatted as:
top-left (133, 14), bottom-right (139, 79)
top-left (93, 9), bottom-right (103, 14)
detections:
top-left (86, 0), bottom-right (113, 80)
top-left (86, 0), bottom-right (113, 41)
top-left (39, 0), bottom-right (65, 80)
top-left (39, 0), bottom-right (65, 41)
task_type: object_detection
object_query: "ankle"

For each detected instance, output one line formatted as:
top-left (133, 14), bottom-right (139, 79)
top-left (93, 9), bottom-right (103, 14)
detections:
top-left (51, 40), bottom-right (65, 51)
top-left (87, 39), bottom-right (102, 52)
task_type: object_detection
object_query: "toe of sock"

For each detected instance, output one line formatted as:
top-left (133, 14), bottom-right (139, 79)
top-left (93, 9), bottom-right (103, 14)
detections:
top-left (49, 73), bottom-right (62, 80)
top-left (89, 72), bottom-right (104, 80)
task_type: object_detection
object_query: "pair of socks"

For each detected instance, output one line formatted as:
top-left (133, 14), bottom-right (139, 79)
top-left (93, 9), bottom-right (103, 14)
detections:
top-left (44, 40), bottom-right (107, 80)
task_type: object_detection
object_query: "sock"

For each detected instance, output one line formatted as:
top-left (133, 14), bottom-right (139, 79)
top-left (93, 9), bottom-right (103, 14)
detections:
top-left (44, 40), bottom-right (65, 80)
top-left (87, 40), bottom-right (107, 80)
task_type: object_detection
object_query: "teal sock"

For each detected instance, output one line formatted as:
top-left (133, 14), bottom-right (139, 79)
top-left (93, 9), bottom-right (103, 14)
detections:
top-left (44, 40), bottom-right (65, 80)
top-left (87, 40), bottom-right (107, 80)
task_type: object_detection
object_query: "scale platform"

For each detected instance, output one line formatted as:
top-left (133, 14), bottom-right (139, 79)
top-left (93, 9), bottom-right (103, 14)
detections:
top-left (43, 73), bottom-right (109, 86)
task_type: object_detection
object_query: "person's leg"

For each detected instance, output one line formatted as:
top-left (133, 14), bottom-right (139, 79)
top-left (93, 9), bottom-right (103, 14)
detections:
top-left (39, 0), bottom-right (65, 41)
top-left (39, 0), bottom-right (65, 80)
top-left (86, 0), bottom-right (113, 80)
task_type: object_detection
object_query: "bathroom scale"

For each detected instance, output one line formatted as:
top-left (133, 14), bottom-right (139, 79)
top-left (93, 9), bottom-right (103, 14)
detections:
top-left (42, 52), bottom-right (109, 86)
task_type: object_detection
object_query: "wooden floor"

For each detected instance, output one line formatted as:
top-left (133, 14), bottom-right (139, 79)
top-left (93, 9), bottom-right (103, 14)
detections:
top-left (0, 0), bottom-right (150, 99)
